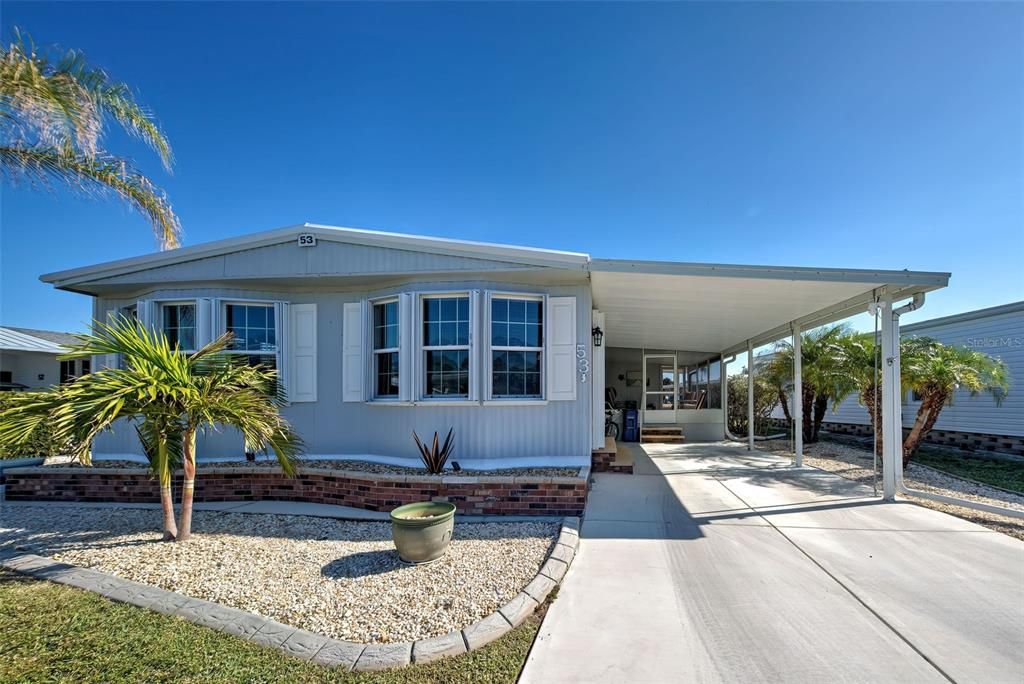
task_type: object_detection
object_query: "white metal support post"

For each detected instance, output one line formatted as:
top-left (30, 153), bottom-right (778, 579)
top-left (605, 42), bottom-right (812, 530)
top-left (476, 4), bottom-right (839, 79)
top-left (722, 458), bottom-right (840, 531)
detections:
top-left (720, 353), bottom-right (728, 430)
top-left (747, 339), bottom-right (754, 451)
top-left (880, 294), bottom-right (901, 500)
top-left (792, 322), bottom-right (803, 467)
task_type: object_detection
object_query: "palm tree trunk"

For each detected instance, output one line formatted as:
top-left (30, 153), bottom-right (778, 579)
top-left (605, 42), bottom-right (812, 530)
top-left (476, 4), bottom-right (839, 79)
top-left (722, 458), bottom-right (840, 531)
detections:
top-left (812, 395), bottom-right (828, 443)
top-left (903, 390), bottom-right (947, 468)
top-left (861, 383), bottom-right (883, 459)
top-left (157, 437), bottom-right (177, 541)
top-left (801, 385), bottom-right (815, 443)
top-left (778, 392), bottom-right (792, 423)
top-left (176, 428), bottom-right (197, 542)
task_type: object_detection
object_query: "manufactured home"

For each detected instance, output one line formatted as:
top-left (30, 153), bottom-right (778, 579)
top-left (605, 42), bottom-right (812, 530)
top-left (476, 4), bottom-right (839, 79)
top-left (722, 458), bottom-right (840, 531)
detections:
top-left (40, 224), bottom-right (949, 468)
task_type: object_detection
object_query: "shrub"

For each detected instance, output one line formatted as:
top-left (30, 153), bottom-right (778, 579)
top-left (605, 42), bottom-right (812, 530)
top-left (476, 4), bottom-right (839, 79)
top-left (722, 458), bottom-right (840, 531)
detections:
top-left (0, 392), bottom-right (76, 459)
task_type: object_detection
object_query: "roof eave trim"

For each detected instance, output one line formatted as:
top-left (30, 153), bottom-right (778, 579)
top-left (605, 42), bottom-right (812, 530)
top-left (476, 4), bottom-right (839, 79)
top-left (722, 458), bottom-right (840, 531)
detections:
top-left (589, 258), bottom-right (950, 287)
top-left (41, 223), bottom-right (591, 288)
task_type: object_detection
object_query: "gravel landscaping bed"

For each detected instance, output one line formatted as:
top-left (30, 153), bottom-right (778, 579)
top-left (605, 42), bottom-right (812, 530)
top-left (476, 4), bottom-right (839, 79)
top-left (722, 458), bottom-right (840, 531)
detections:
top-left (0, 505), bottom-right (559, 643)
top-left (761, 440), bottom-right (1024, 540)
top-left (41, 456), bottom-right (581, 478)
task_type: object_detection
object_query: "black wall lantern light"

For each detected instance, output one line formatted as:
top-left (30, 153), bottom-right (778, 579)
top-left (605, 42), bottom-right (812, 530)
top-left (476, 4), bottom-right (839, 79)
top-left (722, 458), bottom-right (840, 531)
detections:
top-left (592, 326), bottom-right (604, 347)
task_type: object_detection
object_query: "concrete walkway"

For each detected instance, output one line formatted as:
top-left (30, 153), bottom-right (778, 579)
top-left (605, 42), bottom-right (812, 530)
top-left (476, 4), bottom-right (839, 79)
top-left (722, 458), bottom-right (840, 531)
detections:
top-left (521, 442), bottom-right (1024, 683)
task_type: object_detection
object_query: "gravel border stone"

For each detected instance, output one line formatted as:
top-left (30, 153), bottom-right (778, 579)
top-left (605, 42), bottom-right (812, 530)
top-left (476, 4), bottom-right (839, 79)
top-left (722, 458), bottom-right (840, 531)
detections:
top-left (0, 515), bottom-right (581, 671)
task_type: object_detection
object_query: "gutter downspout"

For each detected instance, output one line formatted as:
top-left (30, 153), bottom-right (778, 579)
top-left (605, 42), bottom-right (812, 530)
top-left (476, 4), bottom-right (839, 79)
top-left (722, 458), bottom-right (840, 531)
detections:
top-left (721, 352), bottom-right (787, 443)
top-left (891, 294), bottom-right (1024, 518)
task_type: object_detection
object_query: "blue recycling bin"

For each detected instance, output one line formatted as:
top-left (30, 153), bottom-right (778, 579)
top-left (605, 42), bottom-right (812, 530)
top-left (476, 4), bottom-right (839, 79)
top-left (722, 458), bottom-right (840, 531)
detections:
top-left (622, 409), bottom-right (639, 442)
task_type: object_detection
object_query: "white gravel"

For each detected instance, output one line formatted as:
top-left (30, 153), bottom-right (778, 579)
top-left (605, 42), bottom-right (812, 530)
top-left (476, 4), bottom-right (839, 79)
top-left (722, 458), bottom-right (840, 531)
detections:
top-left (0, 505), bottom-right (558, 643)
top-left (761, 440), bottom-right (1024, 541)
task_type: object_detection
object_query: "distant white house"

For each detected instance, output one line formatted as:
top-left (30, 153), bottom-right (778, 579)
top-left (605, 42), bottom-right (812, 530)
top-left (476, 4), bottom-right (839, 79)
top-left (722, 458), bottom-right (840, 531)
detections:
top-left (821, 301), bottom-right (1024, 456)
top-left (0, 327), bottom-right (85, 391)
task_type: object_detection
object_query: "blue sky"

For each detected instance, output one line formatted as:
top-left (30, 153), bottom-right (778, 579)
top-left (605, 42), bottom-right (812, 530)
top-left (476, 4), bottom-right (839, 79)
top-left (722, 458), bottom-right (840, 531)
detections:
top-left (2, 2), bottom-right (1021, 333)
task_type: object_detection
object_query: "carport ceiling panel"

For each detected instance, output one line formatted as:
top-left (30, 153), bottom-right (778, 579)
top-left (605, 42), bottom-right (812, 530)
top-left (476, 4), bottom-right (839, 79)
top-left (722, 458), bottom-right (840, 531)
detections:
top-left (591, 272), bottom-right (880, 351)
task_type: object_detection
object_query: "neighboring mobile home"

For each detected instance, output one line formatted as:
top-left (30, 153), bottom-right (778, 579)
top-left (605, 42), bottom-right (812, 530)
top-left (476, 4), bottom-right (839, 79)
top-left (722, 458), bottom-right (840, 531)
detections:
top-left (822, 301), bottom-right (1024, 456)
top-left (0, 327), bottom-right (86, 391)
top-left (40, 223), bottom-right (949, 468)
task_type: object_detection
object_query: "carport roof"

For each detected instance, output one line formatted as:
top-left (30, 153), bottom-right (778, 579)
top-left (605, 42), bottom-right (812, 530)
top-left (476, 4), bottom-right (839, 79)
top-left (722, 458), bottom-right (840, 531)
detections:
top-left (589, 258), bottom-right (949, 354)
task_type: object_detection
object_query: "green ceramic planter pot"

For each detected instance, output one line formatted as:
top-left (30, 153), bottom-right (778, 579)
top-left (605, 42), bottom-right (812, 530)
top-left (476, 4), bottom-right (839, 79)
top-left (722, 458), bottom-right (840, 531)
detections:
top-left (390, 501), bottom-right (457, 564)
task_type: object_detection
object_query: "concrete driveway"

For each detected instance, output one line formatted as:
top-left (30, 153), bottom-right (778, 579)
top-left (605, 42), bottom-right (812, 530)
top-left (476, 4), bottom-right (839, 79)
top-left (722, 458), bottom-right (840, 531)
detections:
top-left (520, 442), bottom-right (1024, 683)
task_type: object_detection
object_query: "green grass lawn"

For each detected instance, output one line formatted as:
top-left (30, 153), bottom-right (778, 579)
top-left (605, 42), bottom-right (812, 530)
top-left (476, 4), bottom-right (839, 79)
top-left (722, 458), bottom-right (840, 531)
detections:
top-left (912, 447), bottom-right (1024, 494)
top-left (0, 569), bottom-right (542, 683)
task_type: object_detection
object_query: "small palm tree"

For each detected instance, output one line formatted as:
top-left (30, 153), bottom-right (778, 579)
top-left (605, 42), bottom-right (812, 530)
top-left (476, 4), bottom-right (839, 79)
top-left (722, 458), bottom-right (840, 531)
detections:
top-left (900, 338), bottom-right (1010, 467)
top-left (0, 29), bottom-right (180, 248)
top-left (0, 318), bottom-right (302, 541)
top-left (767, 324), bottom-right (855, 443)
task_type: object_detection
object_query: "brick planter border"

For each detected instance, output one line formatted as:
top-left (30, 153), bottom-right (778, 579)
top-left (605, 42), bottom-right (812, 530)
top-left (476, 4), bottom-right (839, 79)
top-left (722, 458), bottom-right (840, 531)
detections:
top-left (2, 465), bottom-right (589, 517)
top-left (0, 516), bottom-right (581, 672)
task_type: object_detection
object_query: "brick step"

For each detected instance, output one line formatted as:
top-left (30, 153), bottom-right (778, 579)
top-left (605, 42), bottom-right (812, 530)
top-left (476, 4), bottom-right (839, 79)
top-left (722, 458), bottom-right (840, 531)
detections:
top-left (642, 427), bottom-right (684, 435)
top-left (641, 435), bottom-right (686, 444)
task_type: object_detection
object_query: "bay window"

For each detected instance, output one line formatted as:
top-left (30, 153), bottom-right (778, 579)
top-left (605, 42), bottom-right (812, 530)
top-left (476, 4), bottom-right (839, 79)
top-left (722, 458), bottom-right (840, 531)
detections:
top-left (373, 299), bottom-right (399, 397)
top-left (161, 303), bottom-right (196, 352)
top-left (422, 295), bottom-right (470, 398)
top-left (490, 296), bottom-right (543, 398)
top-left (225, 303), bottom-right (277, 368)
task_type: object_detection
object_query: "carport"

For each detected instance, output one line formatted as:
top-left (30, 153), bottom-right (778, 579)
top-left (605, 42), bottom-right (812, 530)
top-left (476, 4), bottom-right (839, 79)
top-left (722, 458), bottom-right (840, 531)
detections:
top-left (587, 258), bottom-right (1018, 513)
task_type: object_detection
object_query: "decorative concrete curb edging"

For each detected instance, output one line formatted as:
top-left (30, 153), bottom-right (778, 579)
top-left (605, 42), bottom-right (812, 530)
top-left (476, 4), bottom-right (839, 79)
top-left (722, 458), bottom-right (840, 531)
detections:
top-left (3, 466), bottom-right (589, 516)
top-left (0, 516), bottom-right (581, 672)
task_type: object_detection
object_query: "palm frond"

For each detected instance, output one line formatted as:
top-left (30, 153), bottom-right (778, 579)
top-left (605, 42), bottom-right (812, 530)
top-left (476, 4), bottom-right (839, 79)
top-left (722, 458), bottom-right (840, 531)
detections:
top-left (0, 144), bottom-right (181, 248)
top-left (52, 47), bottom-right (173, 170)
top-left (0, 30), bottom-right (99, 153)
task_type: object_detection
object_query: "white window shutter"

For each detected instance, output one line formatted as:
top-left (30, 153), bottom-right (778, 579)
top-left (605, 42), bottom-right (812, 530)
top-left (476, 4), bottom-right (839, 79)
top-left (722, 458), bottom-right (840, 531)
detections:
top-left (546, 296), bottom-right (577, 401)
top-left (469, 289), bottom-right (481, 402)
top-left (398, 293), bottom-right (414, 402)
top-left (196, 298), bottom-right (215, 347)
top-left (342, 301), bottom-right (364, 402)
top-left (274, 302), bottom-right (289, 399)
top-left (289, 303), bottom-right (317, 403)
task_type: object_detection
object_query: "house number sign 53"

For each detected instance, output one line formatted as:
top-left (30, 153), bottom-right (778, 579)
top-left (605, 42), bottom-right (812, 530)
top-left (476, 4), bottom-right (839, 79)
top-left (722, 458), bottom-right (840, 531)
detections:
top-left (577, 344), bottom-right (589, 383)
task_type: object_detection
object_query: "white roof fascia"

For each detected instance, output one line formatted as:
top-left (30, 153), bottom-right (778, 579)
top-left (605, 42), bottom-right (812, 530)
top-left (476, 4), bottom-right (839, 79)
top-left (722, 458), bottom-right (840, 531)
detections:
top-left (41, 223), bottom-right (591, 288)
top-left (590, 258), bottom-right (950, 287)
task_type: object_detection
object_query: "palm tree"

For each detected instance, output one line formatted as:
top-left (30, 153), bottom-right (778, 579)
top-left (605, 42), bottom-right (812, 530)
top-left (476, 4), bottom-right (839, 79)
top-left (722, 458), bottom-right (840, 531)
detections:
top-left (0, 29), bottom-right (180, 248)
top-left (0, 317), bottom-right (302, 540)
top-left (767, 324), bottom-right (855, 443)
top-left (900, 338), bottom-right (1010, 467)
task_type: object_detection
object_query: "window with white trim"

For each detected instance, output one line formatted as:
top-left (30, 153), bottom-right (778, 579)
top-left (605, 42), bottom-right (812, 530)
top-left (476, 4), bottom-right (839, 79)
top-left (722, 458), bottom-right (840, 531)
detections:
top-left (225, 303), bottom-right (277, 369)
top-left (422, 295), bottom-right (470, 398)
top-left (161, 303), bottom-right (196, 352)
top-left (490, 296), bottom-right (543, 398)
top-left (372, 299), bottom-right (399, 397)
